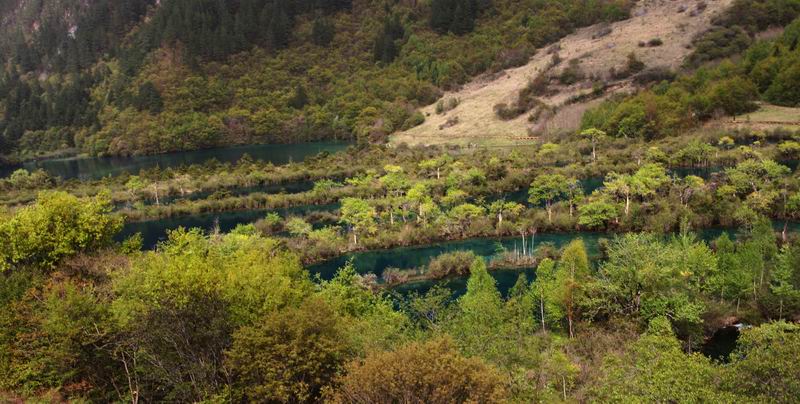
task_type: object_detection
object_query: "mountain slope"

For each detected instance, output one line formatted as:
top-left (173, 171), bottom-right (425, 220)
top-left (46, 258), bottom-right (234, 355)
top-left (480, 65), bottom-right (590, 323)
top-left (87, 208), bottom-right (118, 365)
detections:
top-left (0, 0), bottom-right (635, 161)
top-left (394, 0), bottom-right (733, 146)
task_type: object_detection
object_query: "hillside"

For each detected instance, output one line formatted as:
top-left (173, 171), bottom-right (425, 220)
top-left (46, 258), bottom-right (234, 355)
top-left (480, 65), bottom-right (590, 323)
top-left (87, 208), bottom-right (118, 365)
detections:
top-left (0, 0), bottom-right (635, 161)
top-left (395, 0), bottom-right (733, 145)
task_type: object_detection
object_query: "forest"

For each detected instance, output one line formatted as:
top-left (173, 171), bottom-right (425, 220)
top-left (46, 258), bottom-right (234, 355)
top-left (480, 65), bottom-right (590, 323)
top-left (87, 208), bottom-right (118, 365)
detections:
top-left (2, 0), bottom-right (800, 402)
top-left (0, 0), bottom-right (632, 161)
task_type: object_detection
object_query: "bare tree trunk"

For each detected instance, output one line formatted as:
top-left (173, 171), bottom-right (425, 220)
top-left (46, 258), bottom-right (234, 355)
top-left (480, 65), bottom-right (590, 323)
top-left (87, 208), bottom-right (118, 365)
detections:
top-left (540, 296), bottom-right (546, 331)
top-left (568, 309), bottom-right (574, 339)
top-left (783, 221), bottom-right (788, 242)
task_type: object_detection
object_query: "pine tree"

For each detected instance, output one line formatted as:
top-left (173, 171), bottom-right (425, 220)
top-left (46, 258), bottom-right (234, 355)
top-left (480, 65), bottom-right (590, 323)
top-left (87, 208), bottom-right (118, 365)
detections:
top-left (311, 17), bottom-right (335, 46)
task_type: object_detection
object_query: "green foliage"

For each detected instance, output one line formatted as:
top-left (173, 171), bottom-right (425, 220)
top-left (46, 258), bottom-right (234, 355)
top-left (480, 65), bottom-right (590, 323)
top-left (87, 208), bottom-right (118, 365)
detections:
top-left (332, 337), bottom-right (509, 403)
top-left (340, 197), bottom-right (377, 244)
top-left (447, 258), bottom-right (506, 359)
top-left (529, 258), bottom-right (563, 331)
top-left (427, 250), bottom-right (478, 278)
top-left (578, 197), bottom-right (618, 229)
top-left (553, 239), bottom-right (590, 337)
top-left (2, 0), bottom-right (633, 158)
top-left (595, 233), bottom-right (712, 325)
top-left (591, 316), bottom-right (736, 402)
top-left (529, 174), bottom-right (573, 222)
top-left (0, 192), bottom-right (122, 272)
top-left (110, 229), bottom-right (312, 401)
top-left (686, 26), bottom-right (752, 68)
top-left (227, 297), bottom-right (351, 403)
top-left (724, 321), bottom-right (800, 402)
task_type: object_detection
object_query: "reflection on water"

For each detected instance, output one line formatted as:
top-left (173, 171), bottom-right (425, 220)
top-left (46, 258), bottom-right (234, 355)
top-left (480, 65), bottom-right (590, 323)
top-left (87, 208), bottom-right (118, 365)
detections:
top-left (117, 203), bottom-right (339, 249)
top-left (2, 141), bottom-right (352, 180)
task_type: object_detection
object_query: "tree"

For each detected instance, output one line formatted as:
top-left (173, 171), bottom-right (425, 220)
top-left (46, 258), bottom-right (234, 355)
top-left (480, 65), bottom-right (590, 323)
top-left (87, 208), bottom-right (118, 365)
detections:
top-left (565, 178), bottom-right (584, 217)
top-left (0, 192), bottom-right (122, 272)
top-left (529, 258), bottom-right (562, 331)
top-left (407, 182), bottom-right (434, 223)
top-left (339, 198), bottom-right (376, 246)
top-left (580, 128), bottom-right (607, 161)
top-left (591, 317), bottom-right (735, 402)
top-left (111, 230), bottom-right (311, 401)
top-left (226, 297), bottom-right (350, 403)
top-left (724, 322), bottom-right (800, 402)
top-left (597, 233), bottom-right (709, 327)
top-left (675, 175), bottom-right (705, 206)
top-left (133, 82), bottom-right (163, 113)
top-left (288, 84), bottom-right (309, 110)
top-left (125, 175), bottom-right (145, 205)
top-left (604, 164), bottom-right (668, 216)
top-left (489, 200), bottom-right (524, 226)
top-left (311, 17), bottom-right (335, 46)
top-left (603, 172), bottom-right (635, 217)
top-left (285, 217), bottom-right (312, 238)
top-left (578, 197), bottom-right (618, 229)
top-left (529, 174), bottom-right (570, 223)
top-left (331, 337), bottom-right (508, 403)
top-left (448, 258), bottom-right (505, 358)
top-left (419, 155), bottom-right (452, 179)
top-left (554, 239), bottom-right (590, 338)
top-left (447, 203), bottom-right (485, 237)
top-left (771, 245), bottom-right (800, 319)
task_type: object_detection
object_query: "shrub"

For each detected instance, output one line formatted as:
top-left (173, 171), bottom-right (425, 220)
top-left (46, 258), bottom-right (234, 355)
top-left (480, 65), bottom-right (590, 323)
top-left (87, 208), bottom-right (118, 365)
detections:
top-left (559, 60), bottom-right (585, 85)
top-left (427, 250), bottom-right (478, 278)
top-left (633, 66), bottom-right (676, 85)
top-left (0, 192), bottom-right (122, 272)
top-left (685, 26), bottom-right (752, 68)
top-left (330, 338), bottom-right (508, 403)
top-left (227, 298), bottom-right (350, 403)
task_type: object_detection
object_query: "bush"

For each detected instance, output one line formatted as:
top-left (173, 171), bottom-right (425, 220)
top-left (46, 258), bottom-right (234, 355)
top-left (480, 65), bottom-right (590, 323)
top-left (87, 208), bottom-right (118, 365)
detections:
top-left (330, 338), bottom-right (508, 403)
top-left (0, 192), bottom-right (122, 271)
top-left (685, 26), bottom-right (752, 68)
top-left (227, 298), bottom-right (350, 403)
top-left (427, 250), bottom-right (479, 278)
top-left (559, 60), bottom-right (585, 85)
top-left (633, 67), bottom-right (677, 85)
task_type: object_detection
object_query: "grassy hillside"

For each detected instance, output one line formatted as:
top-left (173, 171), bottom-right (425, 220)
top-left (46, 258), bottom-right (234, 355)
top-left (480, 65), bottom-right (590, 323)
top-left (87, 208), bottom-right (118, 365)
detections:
top-left (0, 0), bottom-right (633, 161)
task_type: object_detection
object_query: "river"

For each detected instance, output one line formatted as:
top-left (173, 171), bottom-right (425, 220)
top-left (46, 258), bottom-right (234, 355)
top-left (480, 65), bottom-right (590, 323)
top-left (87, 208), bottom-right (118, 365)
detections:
top-left (117, 202), bottom-right (340, 249)
top-left (0, 141), bottom-right (352, 181)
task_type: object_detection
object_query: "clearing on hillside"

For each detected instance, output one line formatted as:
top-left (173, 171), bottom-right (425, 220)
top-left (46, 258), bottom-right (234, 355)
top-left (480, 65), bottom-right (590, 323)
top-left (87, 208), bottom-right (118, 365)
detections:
top-left (717, 104), bottom-right (800, 131)
top-left (393, 0), bottom-right (733, 146)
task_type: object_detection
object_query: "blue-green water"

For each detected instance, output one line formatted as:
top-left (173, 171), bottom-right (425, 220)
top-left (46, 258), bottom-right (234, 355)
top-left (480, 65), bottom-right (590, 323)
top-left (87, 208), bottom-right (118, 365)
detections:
top-left (117, 203), bottom-right (340, 249)
top-left (392, 267), bottom-right (540, 299)
top-left (1, 141), bottom-right (352, 181)
top-left (308, 232), bottom-right (606, 281)
top-left (309, 223), bottom-right (800, 297)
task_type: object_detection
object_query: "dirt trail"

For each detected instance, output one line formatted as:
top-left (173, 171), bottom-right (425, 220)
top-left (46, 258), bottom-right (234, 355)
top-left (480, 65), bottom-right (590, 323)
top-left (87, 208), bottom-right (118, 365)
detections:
top-left (393, 0), bottom-right (733, 146)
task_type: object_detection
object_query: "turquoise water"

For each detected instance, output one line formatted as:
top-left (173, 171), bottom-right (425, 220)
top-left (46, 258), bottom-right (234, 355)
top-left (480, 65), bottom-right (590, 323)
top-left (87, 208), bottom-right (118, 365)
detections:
top-left (117, 203), bottom-right (340, 249)
top-left (308, 232), bottom-right (606, 281)
top-left (2, 141), bottom-right (352, 181)
top-left (310, 223), bottom-right (800, 297)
